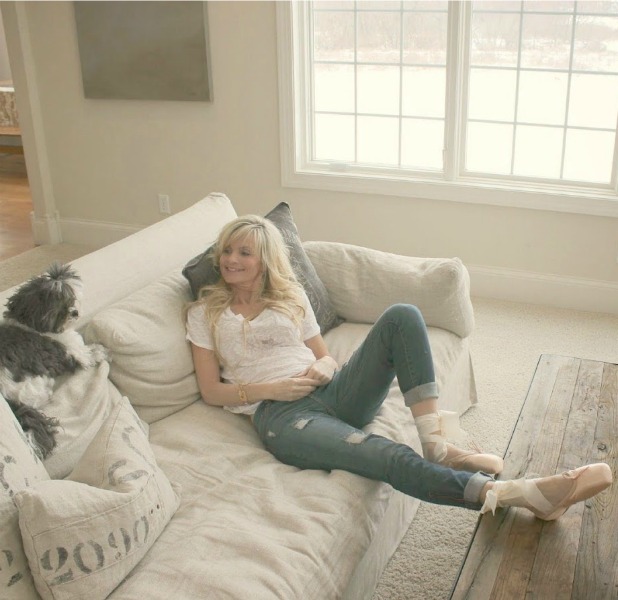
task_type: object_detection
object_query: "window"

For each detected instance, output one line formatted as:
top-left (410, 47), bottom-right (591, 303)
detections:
top-left (277, 1), bottom-right (618, 216)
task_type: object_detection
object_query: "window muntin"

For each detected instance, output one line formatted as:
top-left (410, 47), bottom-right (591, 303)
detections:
top-left (296, 0), bottom-right (618, 198)
top-left (465, 1), bottom-right (618, 185)
top-left (312, 1), bottom-right (449, 172)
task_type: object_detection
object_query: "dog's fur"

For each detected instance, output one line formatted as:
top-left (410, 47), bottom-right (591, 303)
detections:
top-left (6, 398), bottom-right (59, 459)
top-left (0, 263), bottom-right (108, 458)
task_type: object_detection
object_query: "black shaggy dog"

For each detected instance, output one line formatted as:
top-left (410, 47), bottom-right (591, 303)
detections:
top-left (0, 263), bottom-right (108, 458)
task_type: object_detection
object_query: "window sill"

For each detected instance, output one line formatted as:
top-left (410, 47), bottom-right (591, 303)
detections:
top-left (282, 166), bottom-right (618, 218)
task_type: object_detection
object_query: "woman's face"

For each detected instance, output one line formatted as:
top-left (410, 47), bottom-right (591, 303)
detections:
top-left (219, 234), bottom-right (263, 291)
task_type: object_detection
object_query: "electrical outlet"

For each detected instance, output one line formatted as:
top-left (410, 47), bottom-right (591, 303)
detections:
top-left (158, 194), bottom-right (171, 214)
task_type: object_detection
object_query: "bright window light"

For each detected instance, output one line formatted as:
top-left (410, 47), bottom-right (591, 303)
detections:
top-left (277, 1), bottom-right (618, 216)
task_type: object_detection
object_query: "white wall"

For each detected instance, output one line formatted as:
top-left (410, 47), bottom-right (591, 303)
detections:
top-left (4, 1), bottom-right (618, 313)
top-left (0, 11), bottom-right (12, 82)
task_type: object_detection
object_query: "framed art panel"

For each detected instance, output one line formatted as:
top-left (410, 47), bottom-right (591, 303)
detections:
top-left (74, 1), bottom-right (213, 101)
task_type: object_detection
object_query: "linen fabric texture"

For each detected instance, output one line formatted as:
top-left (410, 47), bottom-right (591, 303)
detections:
top-left (0, 394), bottom-right (50, 600)
top-left (182, 202), bottom-right (343, 335)
top-left (84, 270), bottom-right (199, 424)
top-left (15, 396), bottom-right (181, 600)
top-left (42, 360), bottom-right (122, 479)
top-left (303, 241), bottom-right (475, 339)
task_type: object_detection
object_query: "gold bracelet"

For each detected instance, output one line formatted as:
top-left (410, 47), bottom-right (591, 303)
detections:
top-left (238, 383), bottom-right (249, 405)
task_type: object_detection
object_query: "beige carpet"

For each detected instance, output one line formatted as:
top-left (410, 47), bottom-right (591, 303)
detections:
top-left (0, 243), bottom-right (95, 292)
top-left (2, 244), bottom-right (617, 599)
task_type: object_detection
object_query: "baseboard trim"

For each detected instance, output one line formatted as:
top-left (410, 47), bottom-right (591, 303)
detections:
top-left (58, 217), bottom-right (142, 248)
top-left (468, 264), bottom-right (618, 316)
top-left (31, 211), bottom-right (62, 245)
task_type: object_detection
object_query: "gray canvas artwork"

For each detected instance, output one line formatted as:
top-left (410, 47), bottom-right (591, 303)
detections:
top-left (74, 1), bottom-right (212, 102)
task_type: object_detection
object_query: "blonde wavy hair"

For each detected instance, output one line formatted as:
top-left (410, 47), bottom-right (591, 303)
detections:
top-left (192, 215), bottom-right (306, 359)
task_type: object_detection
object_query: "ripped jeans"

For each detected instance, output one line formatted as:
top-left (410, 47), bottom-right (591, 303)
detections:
top-left (253, 304), bottom-right (491, 509)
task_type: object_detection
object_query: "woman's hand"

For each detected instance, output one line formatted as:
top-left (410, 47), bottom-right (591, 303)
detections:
top-left (299, 356), bottom-right (338, 386)
top-left (269, 376), bottom-right (320, 402)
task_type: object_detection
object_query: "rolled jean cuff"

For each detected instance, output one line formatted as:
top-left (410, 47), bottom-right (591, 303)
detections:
top-left (403, 382), bottom-right (439, 406)
top-left (464, 472), bottom-right (494, 508)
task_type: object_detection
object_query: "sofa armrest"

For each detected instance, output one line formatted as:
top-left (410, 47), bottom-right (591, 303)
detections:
top-left (303, 241), bottom-right (474, 338)
top-left (68, 193), bottom-right (236, 327)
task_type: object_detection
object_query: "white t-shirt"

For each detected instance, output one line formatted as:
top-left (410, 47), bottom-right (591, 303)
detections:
top-left (186, 291), bottom-right (320, 415)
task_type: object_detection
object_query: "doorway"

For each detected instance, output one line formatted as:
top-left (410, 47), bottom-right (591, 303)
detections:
top-left (0, 9), bottom-right (32, 261)
top-left (0, 152), bottom-right (32, 260)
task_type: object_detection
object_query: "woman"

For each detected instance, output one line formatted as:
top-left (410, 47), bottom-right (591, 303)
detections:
top-left (186, 215), bottom-right (612, 519)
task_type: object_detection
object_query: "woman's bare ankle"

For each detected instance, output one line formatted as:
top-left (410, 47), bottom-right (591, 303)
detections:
top-left (479, 481), bottom-right (494, 503)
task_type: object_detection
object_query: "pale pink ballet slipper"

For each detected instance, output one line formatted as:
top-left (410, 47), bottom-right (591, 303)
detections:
top-left (415, 410), bottom-right (504, 475)
top-left (480, 463), bottom-right (613, 521)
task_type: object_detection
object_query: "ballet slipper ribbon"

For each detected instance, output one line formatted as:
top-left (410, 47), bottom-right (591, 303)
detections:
top-left (416, 411), bottom-right (464, 464)
top-left (479, 479), bottom-right (555, 517)
top-left (438, 410), bottom-right (464, 439)
top-left (480, 486), bottom-right (501, 515)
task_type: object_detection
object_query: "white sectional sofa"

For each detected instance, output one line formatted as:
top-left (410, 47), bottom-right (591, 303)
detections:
top-left (0, 192), bottom-right (477, 600)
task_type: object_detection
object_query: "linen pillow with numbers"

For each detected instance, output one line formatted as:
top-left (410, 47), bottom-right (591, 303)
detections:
top-left (15, 396), bottom-right (181, 600)
top-left (0, 394), bottom-right (50, 600)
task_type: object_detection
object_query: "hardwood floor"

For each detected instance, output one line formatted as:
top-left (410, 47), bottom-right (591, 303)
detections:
top-left (0, 153), bottom-right (34, 260)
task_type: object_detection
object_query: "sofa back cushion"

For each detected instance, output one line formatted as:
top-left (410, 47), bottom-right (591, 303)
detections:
top-left (85, 270), bottom-right (198, 424)
top-left (303, 241), bottom-right (474, 338)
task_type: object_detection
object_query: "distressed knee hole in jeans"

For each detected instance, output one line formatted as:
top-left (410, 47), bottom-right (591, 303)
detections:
top-left (345, 431), bottom-right (367, 445)
top-left (293, 418), bottom-right (313, 430)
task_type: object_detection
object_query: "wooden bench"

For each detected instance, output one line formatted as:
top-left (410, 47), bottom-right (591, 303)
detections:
top-left (450, 354), bottom-right (617, 599)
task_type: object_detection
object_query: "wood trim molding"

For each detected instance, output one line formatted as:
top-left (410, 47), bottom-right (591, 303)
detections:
top-left (468, 264), bottom-right (618, 316)
top-left (57, 217), bottom-right (142, 248)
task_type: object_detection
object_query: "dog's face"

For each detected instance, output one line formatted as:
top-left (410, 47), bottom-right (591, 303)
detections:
top-left (4, 263), bottom-right (83, 333)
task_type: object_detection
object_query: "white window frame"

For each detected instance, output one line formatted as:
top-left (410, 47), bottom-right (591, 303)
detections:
top-left (276, 1), bottom-right (618, 218)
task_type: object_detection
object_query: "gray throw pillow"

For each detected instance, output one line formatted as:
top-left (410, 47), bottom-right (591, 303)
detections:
top-left (182, 202), bottom-right (343, 334)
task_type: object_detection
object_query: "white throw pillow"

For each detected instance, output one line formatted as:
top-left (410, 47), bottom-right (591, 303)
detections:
top-left (0, 394), bottom-right (50, 600)
top-left (84, 270), bottom-right (199, 423)
top-left (15, 396), bottom-right (181, 600)
top-left (304, 241), bottom-right (475, 338)
top-left (43, 361), bottom-right (122, 479)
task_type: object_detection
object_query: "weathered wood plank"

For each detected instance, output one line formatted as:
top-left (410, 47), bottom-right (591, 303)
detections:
top-left (502, 354), bottom-right (577, 480)
top-left (527, 359), bottom-right (604, 599)
top-left (450, 355), bottom-right (577, 599)
top-left (449, 509), bottom-right (517, 600)
top-left (490, 357), bottom-right (581, 598)
top-left (450, 355), bottom-right (618, 600)
top-left (573, 362), bottom-right (618, 600)
top-left (489, 515), bottom-right (544, 599)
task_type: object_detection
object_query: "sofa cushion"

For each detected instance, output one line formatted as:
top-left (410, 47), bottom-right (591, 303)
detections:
top-left (107, 397), bottom-right (416, 599)
top-left (85, 270), bottom-right (197, 424)
top-left (42, 361), bottom-right (122, 479)
top-left (182, 202), bottom-right (343, 335)
top-left (0, 394), bottom-right (50, 600)
top-left (304, 241), bottom-right (474, 338)
top-left (15, 396), bottom-right (181, 600)
top-left (44, 192), bottom-right (236, 327)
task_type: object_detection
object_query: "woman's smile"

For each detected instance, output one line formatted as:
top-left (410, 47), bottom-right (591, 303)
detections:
top-left (220, 237), bottom-right (262, 288)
